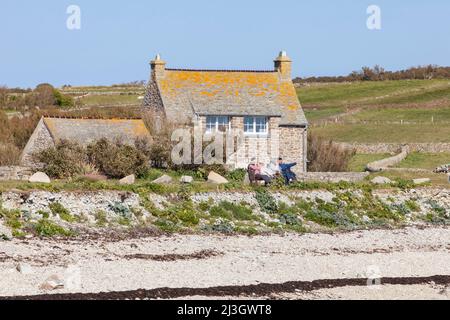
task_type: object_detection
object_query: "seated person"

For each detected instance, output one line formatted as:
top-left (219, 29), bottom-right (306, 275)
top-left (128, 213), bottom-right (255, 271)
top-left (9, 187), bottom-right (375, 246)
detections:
top-left (278, 158), bottom-right (298, 185)
top-left (247, 160), bottom-right (272, 186)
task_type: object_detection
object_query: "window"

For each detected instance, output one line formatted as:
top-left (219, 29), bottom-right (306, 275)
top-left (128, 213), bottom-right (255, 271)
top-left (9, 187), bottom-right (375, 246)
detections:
top-left (244, 116), bottom-right (268, 135)
top-left (206, 116), bottom-right (230, 133)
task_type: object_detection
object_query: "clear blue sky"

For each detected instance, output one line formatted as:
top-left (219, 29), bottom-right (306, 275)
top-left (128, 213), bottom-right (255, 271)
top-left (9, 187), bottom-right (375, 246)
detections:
top-left (1, 0), bottom-right (449, 88)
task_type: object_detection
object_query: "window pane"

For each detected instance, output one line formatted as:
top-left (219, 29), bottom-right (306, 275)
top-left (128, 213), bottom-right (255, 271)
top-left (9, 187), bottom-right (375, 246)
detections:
top-left (217, 116), bottom-right (229, 132)
top-left (255, 117), bottom-right (267, 133)
top-left (244, 117), bottom-right (254, 133)
top-left (206, 116), bottom-right (216, 132)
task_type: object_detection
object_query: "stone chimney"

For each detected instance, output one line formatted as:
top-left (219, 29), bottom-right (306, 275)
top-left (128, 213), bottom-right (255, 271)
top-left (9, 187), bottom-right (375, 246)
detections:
top-left (150, 54), bottom-right (166, 79)
top-left (274, 51), bottom-right (292, 80)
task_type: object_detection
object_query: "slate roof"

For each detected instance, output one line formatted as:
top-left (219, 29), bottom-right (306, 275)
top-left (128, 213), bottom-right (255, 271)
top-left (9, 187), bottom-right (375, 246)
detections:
top-left (151, 69), bottom-right (308, 126)
top-left (42, 117), bottom-right (151, 145)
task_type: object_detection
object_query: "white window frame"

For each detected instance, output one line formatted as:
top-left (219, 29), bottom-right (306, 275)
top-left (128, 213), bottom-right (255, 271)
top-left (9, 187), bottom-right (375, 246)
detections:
top-left (205, 116), bottom-right (231, 134)
top-left (244, 116), bottom-right (269, 135)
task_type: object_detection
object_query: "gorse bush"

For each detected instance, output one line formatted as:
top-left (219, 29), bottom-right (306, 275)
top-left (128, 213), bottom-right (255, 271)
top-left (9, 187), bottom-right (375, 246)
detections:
top-left (34, 140), bottom-right (87, 179)
top-left (34, 138), bottom-right (151, 179)
top-left (87, 139), bottom-right (150, 179)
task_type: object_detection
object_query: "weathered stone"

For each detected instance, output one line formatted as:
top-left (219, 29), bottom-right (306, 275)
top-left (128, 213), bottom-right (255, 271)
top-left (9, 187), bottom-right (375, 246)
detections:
top-left (180, 176), bottom-right (194, 184)
top-left (16, 263), bottom-right (34, 275)
top-left (119, 174), bottom-right (136, 185)
top-left (207, 172), bottom-right (229, 184)
top-left (0, 221), bottom-right (12, 240)
top-left (243, 173), bottom-right (251, 185)
top-left (152, 175), bottom-right (173, 184)
top-left (39, 274), bottom-right (65, 291)
top-left (413, 178), bottom-right (431, 185)
top-left (371, 176), bottom-right (392, 185)
top-left (29, 172), bottom-right (51, 184)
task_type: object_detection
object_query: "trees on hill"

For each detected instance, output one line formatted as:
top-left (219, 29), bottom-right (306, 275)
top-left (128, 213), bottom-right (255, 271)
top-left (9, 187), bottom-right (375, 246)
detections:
top-left (294, 65), bottom-right (450, 83)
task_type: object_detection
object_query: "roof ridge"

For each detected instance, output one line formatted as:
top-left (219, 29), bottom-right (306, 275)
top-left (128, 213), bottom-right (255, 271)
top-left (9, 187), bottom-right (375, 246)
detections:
top-left (165, 68), bottom-right (277, 73)
top-left (42, 115), bottom-right (143, 120)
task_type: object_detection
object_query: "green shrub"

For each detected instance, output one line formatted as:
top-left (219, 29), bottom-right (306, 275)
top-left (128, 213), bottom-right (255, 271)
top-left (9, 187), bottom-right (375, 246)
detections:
top-left (255, 189), bottom-right (278, 213)
top-left (49, 202), bottom-right (75, 222)
top-left (34, 140), bottom-right (87, 179)
top-left (0, 207), bottom-right (23, 233)
top-left (226, 169), bottom-right (247, 182)
top-left (210, 219), bottom-right (234, 234)
top-left (160, 202), bottom-right (200, 227)
top-left (279, 213), bottom-right (301, 226)
top-left (210, 205), bottom-right (233, 220)
top-left (95, 210), bottom-right (108, 227)
top-left (108, 202), bottom-right (132, 220)
top-left (405, 200), bottom-right (420, 212)
top-left (304, 209), bottom-right (356, 228)
top-left (33, 219), bottom-right (73, 237)
top-left (209, 201), bottom-right (256, 221)
top-left (37, 210), bottom-right (50, 219)
top-left (53, 89), bottom-right (74, 107)
top-left (87, 138), bottom-right (150, 179)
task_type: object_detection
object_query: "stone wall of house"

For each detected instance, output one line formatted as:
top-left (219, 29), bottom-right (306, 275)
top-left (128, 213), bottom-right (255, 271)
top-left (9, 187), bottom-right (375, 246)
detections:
top-left (197, 116), bottom-right (284, 170)
top-left (0, 166), bottom-right (33, 181)
top-left (20, 118), bottom-right (55, 168)
top-left (279, 126), bottom-right (307, 174)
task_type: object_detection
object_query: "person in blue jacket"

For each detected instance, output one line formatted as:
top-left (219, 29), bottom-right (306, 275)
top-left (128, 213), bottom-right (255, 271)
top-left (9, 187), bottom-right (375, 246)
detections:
top-left (278, 158), bottom-right (297, 185)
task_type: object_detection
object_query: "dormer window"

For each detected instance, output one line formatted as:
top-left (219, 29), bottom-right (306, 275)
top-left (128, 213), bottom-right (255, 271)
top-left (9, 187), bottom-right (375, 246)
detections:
top-left (206, 116), bottom-right (230, 133)
top-left (244, 116), bottom-right (268, 135)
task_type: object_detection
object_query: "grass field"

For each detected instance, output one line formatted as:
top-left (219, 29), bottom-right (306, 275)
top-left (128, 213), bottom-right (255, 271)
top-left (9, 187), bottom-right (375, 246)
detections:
top-left (298, 79), bottom-right (450, 143)
top-left (347, 154), bottom-right (391, 172)
top-left (78, 94), bottom-right (142, 107)
top-left (312, 123), bottom-right (450, 143)
top-left (395, 152), bottom-right (450, 170)
top-left (297, 79), bottom-right (450, 107)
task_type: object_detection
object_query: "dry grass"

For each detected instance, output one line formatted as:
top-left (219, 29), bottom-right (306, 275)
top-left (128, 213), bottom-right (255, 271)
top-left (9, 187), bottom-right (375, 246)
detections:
top-left (307, 134), bottom-right (355, 172)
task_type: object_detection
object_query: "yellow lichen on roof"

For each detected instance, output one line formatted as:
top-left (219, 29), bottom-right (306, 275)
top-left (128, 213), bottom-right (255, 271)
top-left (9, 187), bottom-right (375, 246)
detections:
top-left (159, 71), bottom-right (282, 100)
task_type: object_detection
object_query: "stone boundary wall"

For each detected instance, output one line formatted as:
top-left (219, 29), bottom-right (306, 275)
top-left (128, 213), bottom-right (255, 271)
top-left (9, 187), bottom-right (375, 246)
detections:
top-left (366, 146), bottom-right (410, 172)
top-left (0, 166), bottom-right (33, 181)
top-left (297, 172), bottom-right (370, 183)
top-left (338, 142), bottom-right (450, 154)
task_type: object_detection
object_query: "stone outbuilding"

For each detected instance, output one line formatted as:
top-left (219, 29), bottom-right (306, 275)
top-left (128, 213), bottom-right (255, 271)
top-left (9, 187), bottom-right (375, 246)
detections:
top-left (144, 51), bottom-right (308, 172)
top-left (21, 117), bottom-right (151, 167)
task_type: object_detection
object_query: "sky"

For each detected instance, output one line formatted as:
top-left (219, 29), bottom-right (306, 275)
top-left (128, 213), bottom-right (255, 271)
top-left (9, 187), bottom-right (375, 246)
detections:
top-left (0, 0), bottom-right (449, 88)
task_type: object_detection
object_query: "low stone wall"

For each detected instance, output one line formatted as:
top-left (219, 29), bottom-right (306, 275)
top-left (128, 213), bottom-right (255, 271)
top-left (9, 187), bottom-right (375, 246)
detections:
top-left (366, 146), bottom-right (410, 172)
top-left (0, 166), bottom-right (33, 181)
top-left (338, 142), bottom-right (450, 154)
top-left (297, 172), bottom-right (370, 183)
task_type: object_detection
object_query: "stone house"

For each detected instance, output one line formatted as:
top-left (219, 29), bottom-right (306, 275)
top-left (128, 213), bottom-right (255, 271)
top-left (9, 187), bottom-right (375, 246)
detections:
top-left (21, 117), bottom-right (151, 167)
top-left (144, 52), bottom-right (308, 173)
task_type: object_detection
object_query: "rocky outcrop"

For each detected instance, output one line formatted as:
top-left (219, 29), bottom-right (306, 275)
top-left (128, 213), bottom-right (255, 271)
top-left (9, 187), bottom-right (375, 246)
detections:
top-left (207, 172), bottom-right (229, 184)
top-left (29, 172), bottom-right (51, 184)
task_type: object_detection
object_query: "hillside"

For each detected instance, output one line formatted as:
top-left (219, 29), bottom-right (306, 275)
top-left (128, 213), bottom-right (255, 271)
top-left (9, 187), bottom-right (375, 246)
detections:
top-left (297, 79), bottom-right (450, 143)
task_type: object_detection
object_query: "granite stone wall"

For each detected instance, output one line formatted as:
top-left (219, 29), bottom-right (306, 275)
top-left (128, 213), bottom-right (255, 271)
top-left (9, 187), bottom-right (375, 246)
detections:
top-left (20, 118), bottom-right (55, 168)
top-left (0, 166), bottom-right (33, 181)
